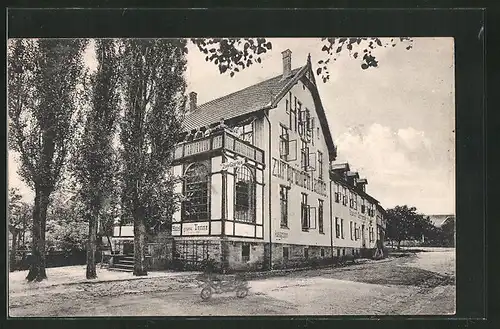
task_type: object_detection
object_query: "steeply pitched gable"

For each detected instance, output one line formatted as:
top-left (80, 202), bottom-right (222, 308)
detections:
top-left (183, 54), bottom-right (337, 161)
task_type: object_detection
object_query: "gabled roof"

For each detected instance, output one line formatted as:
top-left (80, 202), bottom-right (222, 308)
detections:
top-left (329, 170), bottom-right (379, 205)
top-left (428, 214), bottom-right (455, 228)
top-left (331, 163), bottom-right (350, 172)
top-left (183, 67), bottom-right (302, 132)
top-left (357, 178), bottom-right (368, 184)
top-left (183, 55), bottom-right (337, 161)
top-left (347, 171), bottom-right (360, 179)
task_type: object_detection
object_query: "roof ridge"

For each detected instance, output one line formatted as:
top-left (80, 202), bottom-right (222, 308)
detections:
top-left (191, 66), bottom-right (304, 111)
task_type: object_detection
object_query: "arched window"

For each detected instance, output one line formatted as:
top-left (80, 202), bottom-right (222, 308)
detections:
top-left (182, 163), bottom-right (209, 221)
top-left (234, 166), bottom-right (256, 223)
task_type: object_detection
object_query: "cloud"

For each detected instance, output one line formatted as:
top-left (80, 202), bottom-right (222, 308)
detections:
top-left (397, 127), bottom-right (432, 151)
top-left (334, 123), bottom-right (455, 214)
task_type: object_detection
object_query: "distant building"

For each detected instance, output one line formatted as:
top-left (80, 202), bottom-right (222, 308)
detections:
top-left (428, 214), bottom-right (455, 228)
top-left (113, 50), bottom-right (388, 271)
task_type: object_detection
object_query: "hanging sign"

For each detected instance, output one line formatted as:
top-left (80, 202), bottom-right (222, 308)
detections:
top-left (221, 158), bottom-right (246, 171)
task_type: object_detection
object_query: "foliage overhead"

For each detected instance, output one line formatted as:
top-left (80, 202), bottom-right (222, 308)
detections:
top-left (8, 39), bottom-right (88, 192)
top-left (72, 39), bottom-right (121, 208)
top-left (191, 37), bottom-right (413, 82)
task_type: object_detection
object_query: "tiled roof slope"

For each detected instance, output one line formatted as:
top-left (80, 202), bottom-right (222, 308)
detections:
top-left (428, 214), bottom-right (455, 227)
top-left (183, 68), bottom-right (302, 131)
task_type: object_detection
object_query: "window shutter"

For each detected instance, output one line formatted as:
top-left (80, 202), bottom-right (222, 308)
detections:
top-left (287, 139), bottom-right (297, 161)
top-left (308, 151), bottom-right (316, 171)
top-left (308, 206), bottom-right (317, 229)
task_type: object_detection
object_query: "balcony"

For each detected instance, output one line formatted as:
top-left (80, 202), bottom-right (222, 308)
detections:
top-left (272, 157), bottom-right (328, 197)
top-left (173, 130), bottom-right (264, 164)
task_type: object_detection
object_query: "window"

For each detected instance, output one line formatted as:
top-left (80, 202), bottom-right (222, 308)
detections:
top-left (290, 95), bottom-right (297, 132)
top-left (280, 185), bottom-right (289, 228)
top-left (334, 184), bottom-right (340, 203)
top-left (337, 249), bottom-right (340, 257)
top-left (234, 122), bottom-right (253, 144)
top-left (285, 98), bottom-right (290, 114)
top-left (361, 198), bottom-right (366, 214)
top-left (279, 125), bottom-right (290, 160)
top-left (354, 223), bottom-right (358, 240)
top-left (318, 199), bottom-right (324, 233)
top-left (283, 246), bottom-right (289, 260)
top-left (350, 192), bottom-right (358, 210)
top-left (305, 108), bottom-right (311, 131)
top-left (300, 140), bottom-right (309, 171)
top-left (342, 249), bottom-right (346, 256)
top-left (342, 187), bottom-right (348, 206)
top-left (317, 151), bottom-right (324, 180)
top-left (242, 244), bottom-right (250, 262)
top-left (304, 247), bottom-right (309, 259)
top-left (317, 127), bottom-right (320, 140)
top-left (341, 218), bottom-right (345, 238)
top-left (182, 163), bottom-right (210, 221)
top-left (234, 166), bottom-right (256, 223)
top-left (335, 217), bottom-right (341, 238)
top-left (301, 193), bottom-right (309, 231)
top-left (320, 248), bottom-right (325, 257)
top-left (350, 221), bottom-right (353, 240)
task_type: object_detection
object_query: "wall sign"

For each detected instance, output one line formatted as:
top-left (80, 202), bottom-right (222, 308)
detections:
top-left (275, 231), bottom-right (289, 240)
top-left (221, 158), bottom-right (246, 171)
top-left (182, 222), bottom-right (209, 235)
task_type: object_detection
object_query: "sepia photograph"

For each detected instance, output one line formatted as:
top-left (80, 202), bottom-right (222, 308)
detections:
top-left (8, 36), bottom-right (456, 317)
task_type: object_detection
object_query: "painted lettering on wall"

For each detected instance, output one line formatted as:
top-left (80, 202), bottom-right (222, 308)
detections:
top-left (272, 157), bottom-right (327, 196)
top-left (182, 222), bottom-right (210, 235)
top-left (274, 231), bottom-right (289, 241)
top-left (172, 224), bottom-right (181, 236)
top-left (221, 158), bottom-right (245, 171)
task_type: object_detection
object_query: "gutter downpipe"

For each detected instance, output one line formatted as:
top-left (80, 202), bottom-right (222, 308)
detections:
top-left (329, 179), bottom-right (334, 264)
top-left (263, 108), bottom-right (273, 271)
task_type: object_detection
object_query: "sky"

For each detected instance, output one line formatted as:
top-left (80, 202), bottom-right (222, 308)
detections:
top-left (8, 37), bottom-right (455, 215)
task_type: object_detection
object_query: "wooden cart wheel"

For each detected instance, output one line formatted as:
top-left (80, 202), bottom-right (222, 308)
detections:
top-left (201, 287), bottom-right (212, 300)
top-left (236, 287), bottom-right (249, 298)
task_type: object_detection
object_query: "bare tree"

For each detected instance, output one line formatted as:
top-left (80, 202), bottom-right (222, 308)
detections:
top-left (8, 39), bottom-right (87, 281)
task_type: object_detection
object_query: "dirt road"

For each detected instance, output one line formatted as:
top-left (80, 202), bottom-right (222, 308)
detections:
top-left (9, 249), bottom-right (455, 317)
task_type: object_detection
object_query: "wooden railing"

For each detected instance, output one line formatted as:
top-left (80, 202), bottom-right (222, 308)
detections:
top-left (173, 131), bottom-right (264, 164)
top-left (272, 157), bottom-right (328, 197)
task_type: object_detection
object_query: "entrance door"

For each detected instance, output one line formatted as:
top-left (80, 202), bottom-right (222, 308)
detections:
top-left (123, 241), bottom-right (134, 255)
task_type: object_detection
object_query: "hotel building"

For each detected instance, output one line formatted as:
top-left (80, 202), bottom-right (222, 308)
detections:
top-left (113, 49), bottom-right (387, 271)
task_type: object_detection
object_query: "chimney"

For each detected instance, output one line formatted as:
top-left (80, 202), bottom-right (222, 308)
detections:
top-left (282, 49), bottom-right (292, 79)
top-left (189, 91), bottom-right (197, 112)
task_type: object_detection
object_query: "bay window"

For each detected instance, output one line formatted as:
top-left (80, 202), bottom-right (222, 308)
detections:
top-left (234, 166), bottom-right (256, 223)
top-left (182, 162), bottom-right (210, 221)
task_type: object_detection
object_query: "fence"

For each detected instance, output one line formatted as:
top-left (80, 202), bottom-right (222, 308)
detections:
top-left (9, 250), bottom-right (102, 272)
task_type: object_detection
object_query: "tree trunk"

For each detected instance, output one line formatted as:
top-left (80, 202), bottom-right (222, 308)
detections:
top-left (107, 235), bottom-right (113, 254)
top-left (10, 231), bottom-right (18, 272)
top-left (133, 205), bottom-right (148, 276)
top-left (26, 188), bottom-right (49, 282)
top-left (86, 201), bottom-right (99, 279)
